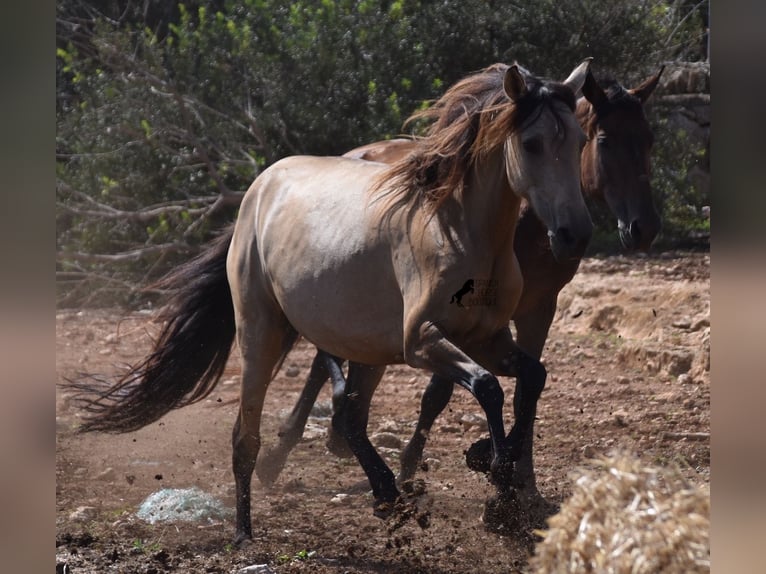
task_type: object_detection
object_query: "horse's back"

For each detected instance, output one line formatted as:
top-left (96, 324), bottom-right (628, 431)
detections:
top-left (228, 155), bottom-right (405, 363)
top-left (343, 138), bottom-right (416, 164)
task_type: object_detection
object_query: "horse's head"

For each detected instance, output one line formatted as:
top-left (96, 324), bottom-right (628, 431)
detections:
top-left (501, 60), bottom-right (594, 262)
top-left (579, 67), bottom-right (664, 251)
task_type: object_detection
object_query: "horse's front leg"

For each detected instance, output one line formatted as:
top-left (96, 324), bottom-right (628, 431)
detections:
top-left (464, 327), bottom-right (547, 481)
top-left (404, 320), bottom-right (513, 489)
top-left (509, 304), bottom-right (556, 496)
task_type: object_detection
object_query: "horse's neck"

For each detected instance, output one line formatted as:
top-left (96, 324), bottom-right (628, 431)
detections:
top-left (575, 98), bottom-right (602, 202)
top-left (460, 148), bottom-right (521, 255)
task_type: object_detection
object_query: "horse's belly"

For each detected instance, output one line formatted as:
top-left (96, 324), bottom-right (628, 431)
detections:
top-left (276, 267), bottom-right (405, 365)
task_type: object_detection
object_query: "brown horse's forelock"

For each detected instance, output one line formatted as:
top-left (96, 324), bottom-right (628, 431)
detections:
top-left (582, 79), bottom-right (643, 136)
top-left (374, 64), bottom-right (576, 217)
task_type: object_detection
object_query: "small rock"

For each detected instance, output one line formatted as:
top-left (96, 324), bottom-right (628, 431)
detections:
top-left (613, 410), bottom-right (629, 427)
top-left (284, 365), bottom-right (300, 378)
top-left (459, 413), bottom-right (486, 432)
top-left (690, 316), bottom-right (710, 332)
top-left (69, 506), bottom-right (97, 522)
top-left (309, 400), bottom-right (333, 418)
top-left (96, 467), bottom-right (116, 481)
top-left (330, 493), bottom-right (350, 504)
top-left (617, 376), bottom-right (631, 385)
top-left (376, 419), bottom-right (401, 433)
top-left (302, 422), bottom-right (327, 441)
top-left (677, 373), bottom-right (693, 385)
top-left (371, 432), bottom-right (402, 449)
top-left (664, 351), bottom-right (694, 376)
top-left (582, 445), bottom-right (597, 459)
top-left (98, 348), bottom-right (112, 356)
top-left (104, 333), bottom-right (119, 344)
top-left (424, 457), bottom-right (441, 471)
top-left (238, 565), bottom-right (276, 574)
top-left (377, 446), bottom-right (400, 458)
top-left (672, 317), bottom-right (692, 329)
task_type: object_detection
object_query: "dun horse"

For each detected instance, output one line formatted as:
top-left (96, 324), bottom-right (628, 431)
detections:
top-left (255, 66), bottom-right (664, 516)
top-left (76, 61), bottom-right (593, 543)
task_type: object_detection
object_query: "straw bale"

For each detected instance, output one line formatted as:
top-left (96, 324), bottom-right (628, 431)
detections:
top-left (529, 453), bottom-right (709, 573)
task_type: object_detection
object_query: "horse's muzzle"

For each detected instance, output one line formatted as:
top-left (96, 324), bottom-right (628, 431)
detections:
top-left (549, 224), bottom-right (592, 261)
top-left (619, 216), bottom-right (660, 252)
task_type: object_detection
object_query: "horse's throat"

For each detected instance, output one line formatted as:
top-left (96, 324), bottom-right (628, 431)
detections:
top-left (463, 171), bottom-right (519, 256)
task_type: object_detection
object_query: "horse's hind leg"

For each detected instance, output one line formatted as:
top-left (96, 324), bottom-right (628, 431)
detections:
top-left (333, 362), bottom-right (399, 516)
top-left (319, 352), bottom-right (354, 457)
top-left (398, 375), bottom-right (454, 482)
top-left (232, 309), bottom-right (297, 545)
top-left (255, 350), bottom-right (331, 486)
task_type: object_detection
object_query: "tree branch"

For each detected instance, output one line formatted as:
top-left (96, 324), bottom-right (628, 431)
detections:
top-left (58, 243), bottom-right (192, 264)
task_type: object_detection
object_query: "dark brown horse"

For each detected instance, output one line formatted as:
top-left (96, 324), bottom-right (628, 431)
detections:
top-left (254, 66), bottom-right (664, 518)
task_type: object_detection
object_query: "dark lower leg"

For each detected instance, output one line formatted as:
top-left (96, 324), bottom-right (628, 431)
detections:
top-left (335, 363), bottom-right (398, 513)
top-left (324, 353), bottom-right (353, 456)
top-left (232, 416), bottom-right (259, 543)
top-left (468, 372), bottom-right (512, 488)
top-left (505, 354), bottom-right (546, 489)
top-left (399, 375), bottom-right (454, 482)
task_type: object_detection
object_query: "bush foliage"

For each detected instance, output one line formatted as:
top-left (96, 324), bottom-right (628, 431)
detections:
top-left (57, 0), bottom-right (709, 306)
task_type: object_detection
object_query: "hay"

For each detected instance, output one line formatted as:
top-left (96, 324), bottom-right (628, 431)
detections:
top-left (529, 453), bottom-right (709, 573)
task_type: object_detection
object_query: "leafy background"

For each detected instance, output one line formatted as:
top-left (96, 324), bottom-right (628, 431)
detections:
top-left (56, 0), bottom-right (710, 306)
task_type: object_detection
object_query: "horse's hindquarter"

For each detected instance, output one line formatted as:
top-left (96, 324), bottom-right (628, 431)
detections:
top-left (232, 156), bottom-right (405, 364)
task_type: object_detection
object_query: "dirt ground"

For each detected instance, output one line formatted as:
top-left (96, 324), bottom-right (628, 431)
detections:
top-left (55, 250), bottom-right (710, 574)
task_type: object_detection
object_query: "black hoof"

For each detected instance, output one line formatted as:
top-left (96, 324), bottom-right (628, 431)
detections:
top-left (465, 437), bottom-right (492, 473)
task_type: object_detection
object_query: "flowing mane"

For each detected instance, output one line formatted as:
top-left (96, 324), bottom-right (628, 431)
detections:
top-left (374, 63), bottom-right (577, 216)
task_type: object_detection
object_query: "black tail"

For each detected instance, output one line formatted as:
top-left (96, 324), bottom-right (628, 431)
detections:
top-left (71, 227), bottom-right (236, 433)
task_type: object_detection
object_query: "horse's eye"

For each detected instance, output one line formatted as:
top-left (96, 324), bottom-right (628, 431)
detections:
top-left (522, 138), bottom-right (543, 154)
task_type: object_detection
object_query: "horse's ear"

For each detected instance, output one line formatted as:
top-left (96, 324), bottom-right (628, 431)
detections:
top-left (562, 57), bottom-right (593, 96)
top-left (504, 65), bottom-right (528, 102)
top-left (630, 65), bottom-right (665, 103)
top-left (582, 68), bottom-right (608, 112)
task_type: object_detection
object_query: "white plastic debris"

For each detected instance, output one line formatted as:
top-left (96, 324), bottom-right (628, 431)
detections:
top-left (238, 565), bottom-right (276, 574)
top-left (136, 487), bottom-right (233, 524)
